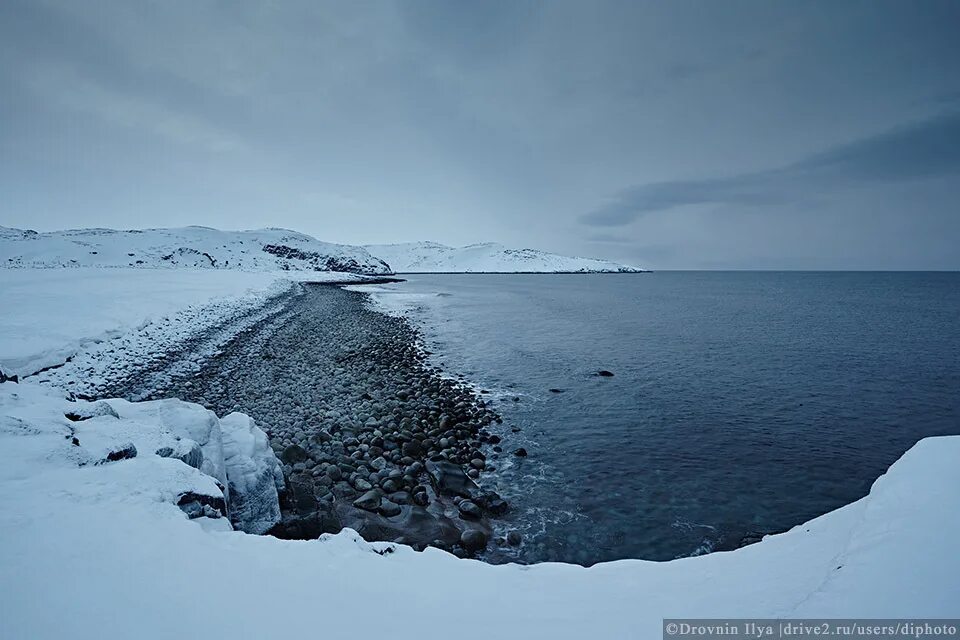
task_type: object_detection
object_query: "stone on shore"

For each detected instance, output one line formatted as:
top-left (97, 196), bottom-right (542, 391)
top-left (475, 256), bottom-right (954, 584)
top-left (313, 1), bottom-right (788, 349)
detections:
top-left (425, 459), bottom-right (480, 499)
top-left (460, 529), bottom-right (488, 553)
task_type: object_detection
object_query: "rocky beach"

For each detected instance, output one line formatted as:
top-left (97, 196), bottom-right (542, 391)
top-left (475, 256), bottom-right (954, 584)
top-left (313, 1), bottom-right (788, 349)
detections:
top-left (99, 283), bottom-right (517, 558)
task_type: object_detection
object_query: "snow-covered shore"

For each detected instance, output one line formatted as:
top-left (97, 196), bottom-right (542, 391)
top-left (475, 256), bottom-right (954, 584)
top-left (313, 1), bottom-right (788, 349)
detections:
top-left (1, 267), bottom-right (958, 638)
top-left (1, 376), bottom-right (957, 639)
top-left (0, 267), bottom-right (381, 379)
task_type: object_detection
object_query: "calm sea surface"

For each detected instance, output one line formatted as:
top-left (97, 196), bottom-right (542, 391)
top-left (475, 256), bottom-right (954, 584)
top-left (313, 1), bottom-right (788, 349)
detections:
top-left (367, 272), bottom-right (960, 564)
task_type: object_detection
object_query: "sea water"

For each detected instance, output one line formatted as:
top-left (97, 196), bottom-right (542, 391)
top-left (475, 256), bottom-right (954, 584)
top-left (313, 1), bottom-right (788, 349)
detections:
top-left (364, 272), bottom-right (960, 564)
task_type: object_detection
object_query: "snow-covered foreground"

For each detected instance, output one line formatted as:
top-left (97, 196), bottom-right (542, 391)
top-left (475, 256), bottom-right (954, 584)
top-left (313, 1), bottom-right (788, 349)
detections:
top-left (0, 379), bottom-right (957, 640)
top-left (1, 267), bottom-right (957, 638)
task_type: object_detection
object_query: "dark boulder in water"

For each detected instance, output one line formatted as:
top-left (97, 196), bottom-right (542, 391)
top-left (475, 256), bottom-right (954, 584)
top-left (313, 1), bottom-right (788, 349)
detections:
top-left (513, 447), bottom-right (528, 457)
top-left (596, 370), bottom-right (615, 377)
top-left (475, 491), bottom-right (509, 516)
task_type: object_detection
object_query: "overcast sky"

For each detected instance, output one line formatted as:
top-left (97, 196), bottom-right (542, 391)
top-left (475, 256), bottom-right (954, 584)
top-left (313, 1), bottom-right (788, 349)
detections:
top-left (1, 0), bottom-right (958, 269)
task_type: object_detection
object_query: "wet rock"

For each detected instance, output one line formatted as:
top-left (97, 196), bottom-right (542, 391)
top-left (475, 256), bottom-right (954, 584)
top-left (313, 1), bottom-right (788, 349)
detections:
top-left (353, 489), bottom-right (382, 512)
top-left (507, 531), bottom-right (522, 546)
top-left (425, 459), bottom-right (480, 499)
top-left (378, 499), bottom-right (401, 517)
top-left (596, 370), bottom-right (615, 377)
top-left (460, 529), bottom-right (488, 553)
top-left (475, 492), bottom-right (509, 516)
top-left (513, 447), bottom-right (528, 457)
top-left (458, 500), bottom-right (482, 519)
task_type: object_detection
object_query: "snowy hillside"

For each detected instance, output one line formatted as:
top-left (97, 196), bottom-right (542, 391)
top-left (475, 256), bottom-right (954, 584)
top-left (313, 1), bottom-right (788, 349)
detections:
top-left (364, 241), bottom-right (643, 273)
top-left (0, 226), bottom-right (391, 275)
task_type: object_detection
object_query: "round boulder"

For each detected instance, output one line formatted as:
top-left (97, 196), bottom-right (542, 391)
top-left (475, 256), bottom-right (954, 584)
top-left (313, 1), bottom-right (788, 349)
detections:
top-left (460, 529), bottom-right (488, 553)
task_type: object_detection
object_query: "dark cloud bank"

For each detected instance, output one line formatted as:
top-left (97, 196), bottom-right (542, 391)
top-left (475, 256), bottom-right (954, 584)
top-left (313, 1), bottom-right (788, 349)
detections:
top-left (1, 0), bottom-right (959, 269)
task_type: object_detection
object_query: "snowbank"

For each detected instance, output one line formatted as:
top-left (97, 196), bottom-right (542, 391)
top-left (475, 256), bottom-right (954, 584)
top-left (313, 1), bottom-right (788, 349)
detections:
top-left (0, 379), bottom-right (956, 640)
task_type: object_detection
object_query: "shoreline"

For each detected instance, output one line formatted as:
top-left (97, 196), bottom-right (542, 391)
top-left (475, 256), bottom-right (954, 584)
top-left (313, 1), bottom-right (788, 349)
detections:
top-left (97, 282), bottom-right (520, 558)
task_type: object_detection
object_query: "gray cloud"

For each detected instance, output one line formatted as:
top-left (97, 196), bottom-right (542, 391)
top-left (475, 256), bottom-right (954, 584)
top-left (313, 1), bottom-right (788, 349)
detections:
top-left (580, 111), bottom-right (960, 227)
top-left (2, 0), bottom-right (960, 268)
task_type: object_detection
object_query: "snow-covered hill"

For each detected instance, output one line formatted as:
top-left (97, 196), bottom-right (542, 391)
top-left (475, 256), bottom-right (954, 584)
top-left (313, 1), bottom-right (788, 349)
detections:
top-left (364, 241), bottom-right (642, 273)
top-left (0, 226), bottom-right (391, 275)
top-left (0, 227), bottom-right (640, 274)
